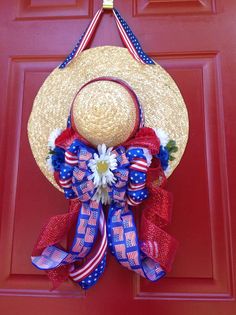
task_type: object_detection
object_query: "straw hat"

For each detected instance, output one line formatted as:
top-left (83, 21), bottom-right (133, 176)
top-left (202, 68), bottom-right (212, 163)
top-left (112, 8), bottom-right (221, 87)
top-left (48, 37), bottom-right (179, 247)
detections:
top-left (28, 46), bottom-right (189, 190)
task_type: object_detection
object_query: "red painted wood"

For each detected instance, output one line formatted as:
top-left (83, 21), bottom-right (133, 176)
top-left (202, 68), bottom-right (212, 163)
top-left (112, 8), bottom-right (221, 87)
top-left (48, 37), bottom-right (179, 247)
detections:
top-left (0, 0), bottom-right (236, 314)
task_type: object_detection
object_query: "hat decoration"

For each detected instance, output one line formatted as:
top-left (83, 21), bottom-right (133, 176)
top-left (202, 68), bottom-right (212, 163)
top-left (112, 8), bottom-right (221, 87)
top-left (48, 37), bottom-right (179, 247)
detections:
top-left (29, 6), bottom-right (188, 290)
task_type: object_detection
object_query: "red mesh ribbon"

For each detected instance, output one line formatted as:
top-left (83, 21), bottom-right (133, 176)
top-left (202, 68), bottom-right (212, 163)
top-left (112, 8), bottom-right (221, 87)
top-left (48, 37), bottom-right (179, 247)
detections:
top-left (55, 127), bottom-right (82, 149)
top-left (123, 127), bottom-right (160, 155)
top-left (140, 158), bottom-right (179, 272)
top-left (32, 199), bottom-right (81, 288)
top-left (46, 265), bottom-right (71, 290)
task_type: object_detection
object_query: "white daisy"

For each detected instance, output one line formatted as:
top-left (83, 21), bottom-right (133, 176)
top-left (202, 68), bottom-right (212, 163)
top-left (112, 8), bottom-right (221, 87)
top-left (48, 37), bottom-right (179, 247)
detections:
top-left (88, 144), bottom-right (117, 203)
top-left (142, 148), bottom-right (153, 167)
top-left (153, 128), bottom-right (169, 147)
top-left (164, 165), bottom-right (171, 177)
top-left (92, 186), bottom-right (111, 205)
top-left (48, 128), bottom-right (62, 150)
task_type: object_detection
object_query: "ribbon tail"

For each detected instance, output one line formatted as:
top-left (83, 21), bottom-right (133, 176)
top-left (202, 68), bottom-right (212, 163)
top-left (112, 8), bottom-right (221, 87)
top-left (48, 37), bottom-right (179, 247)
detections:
top-left (47, 265), bottom-right (71, 290)
top-left (31, 200), bottom-right (81, 288)
top-left (108, 202), bottom-right (166, 281)
top-left (69, 207), bottom-right (108, 289)
top-left (140, 184), bottom-right (179, 272)
top-left (32, 199), bottom-right (80, 256)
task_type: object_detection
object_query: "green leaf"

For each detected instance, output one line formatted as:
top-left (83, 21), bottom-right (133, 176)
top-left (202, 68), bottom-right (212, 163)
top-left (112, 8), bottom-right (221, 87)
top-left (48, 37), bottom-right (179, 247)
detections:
top-left (166, 140), bottom-right (176, 149)
top-left (169, 146), bottom-right (178, 154)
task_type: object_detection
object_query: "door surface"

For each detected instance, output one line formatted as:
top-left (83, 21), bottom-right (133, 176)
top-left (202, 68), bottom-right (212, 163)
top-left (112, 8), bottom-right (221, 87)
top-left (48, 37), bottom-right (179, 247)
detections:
top-left (0, 0), bottom-right (236, 314)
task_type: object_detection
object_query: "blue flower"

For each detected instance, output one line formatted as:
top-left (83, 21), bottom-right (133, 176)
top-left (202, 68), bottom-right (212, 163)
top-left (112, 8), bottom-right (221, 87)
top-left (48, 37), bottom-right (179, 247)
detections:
top-left (51, 147), bottom-right (65, 171)
top-left (156, 145), bottom-right (169, 171)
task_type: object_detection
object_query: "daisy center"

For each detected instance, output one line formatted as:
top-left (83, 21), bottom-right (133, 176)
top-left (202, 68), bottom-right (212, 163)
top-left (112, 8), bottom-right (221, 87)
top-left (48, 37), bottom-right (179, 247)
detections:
top-left (96, 161), bottom-right (109, 174)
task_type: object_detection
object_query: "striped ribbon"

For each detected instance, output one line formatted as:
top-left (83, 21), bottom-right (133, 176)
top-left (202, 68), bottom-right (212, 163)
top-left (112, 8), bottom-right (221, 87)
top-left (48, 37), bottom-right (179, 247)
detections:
top-left (69, 209), bottom-right (107, 289)
top-left (59, 8), bottom-right (154, 69)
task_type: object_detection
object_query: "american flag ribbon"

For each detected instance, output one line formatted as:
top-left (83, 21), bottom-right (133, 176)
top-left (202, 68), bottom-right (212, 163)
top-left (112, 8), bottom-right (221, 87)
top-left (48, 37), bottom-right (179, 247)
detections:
top-left (59, 8), bottom-right (154, 69)
top-left (107, 203), bottom-right (166, 281)
top-left (69, 209), bottom-right (107, 287)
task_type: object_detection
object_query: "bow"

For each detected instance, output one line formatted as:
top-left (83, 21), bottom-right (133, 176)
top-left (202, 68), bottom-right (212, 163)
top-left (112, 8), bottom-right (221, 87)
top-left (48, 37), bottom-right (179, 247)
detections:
top-left (31, 127), bottom-right (178, 290)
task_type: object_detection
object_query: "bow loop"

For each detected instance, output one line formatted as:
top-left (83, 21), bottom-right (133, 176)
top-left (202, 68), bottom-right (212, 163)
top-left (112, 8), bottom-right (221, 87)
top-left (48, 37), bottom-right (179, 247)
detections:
top-left (112, 146), bottom-right (129, 168)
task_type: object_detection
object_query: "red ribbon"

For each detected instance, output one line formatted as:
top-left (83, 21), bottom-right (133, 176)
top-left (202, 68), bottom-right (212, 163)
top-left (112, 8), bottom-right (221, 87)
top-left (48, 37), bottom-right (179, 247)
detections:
top-left (32, 199), bottom-right (81, 289)
top-left (140, 158), bottom-right (179, 272)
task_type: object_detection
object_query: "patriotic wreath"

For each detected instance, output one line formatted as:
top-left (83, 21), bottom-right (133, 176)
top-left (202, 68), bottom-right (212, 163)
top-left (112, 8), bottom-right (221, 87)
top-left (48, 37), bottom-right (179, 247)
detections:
top-left (28, 6), bottom-right (188, 291)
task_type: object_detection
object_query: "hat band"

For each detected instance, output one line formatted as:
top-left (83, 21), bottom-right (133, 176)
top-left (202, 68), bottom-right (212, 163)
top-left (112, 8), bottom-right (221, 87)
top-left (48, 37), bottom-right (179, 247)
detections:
top-left (70, 77), bottom-right (144, 147)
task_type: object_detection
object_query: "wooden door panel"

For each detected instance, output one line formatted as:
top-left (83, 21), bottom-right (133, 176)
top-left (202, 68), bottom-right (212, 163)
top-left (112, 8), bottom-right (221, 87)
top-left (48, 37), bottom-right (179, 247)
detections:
top-left (0, 0), bottom-right (235, 314)
top-left (136, 53), bottom-right (232, 300)
top-left (17, 0), bottom-right (92, 20)
top-left (133, 0), bottom-right (217, 15)
top-left (0, 58), bottom-right (84, 297)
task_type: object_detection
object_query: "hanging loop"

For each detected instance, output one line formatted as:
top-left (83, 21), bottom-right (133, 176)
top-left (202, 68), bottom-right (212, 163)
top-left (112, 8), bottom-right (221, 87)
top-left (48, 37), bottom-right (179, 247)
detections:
top-left (59, 8), bottom-right (155, 69)
top-left (103, 0), bottom-right (114, 9)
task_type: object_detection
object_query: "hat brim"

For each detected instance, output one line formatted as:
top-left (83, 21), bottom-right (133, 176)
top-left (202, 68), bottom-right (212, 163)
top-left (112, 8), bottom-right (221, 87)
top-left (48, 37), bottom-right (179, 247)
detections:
top-left (28, 46), bottom-right (189, 191)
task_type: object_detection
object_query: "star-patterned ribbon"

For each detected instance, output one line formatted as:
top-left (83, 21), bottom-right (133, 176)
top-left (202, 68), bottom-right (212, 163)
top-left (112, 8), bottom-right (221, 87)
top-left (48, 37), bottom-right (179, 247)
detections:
top-left (59, 8), bottom-right (154, 69)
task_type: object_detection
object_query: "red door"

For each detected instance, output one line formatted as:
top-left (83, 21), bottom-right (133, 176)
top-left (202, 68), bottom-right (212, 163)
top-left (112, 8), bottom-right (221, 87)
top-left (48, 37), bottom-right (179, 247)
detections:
top-left (0, 0), bottom-right (235, 314)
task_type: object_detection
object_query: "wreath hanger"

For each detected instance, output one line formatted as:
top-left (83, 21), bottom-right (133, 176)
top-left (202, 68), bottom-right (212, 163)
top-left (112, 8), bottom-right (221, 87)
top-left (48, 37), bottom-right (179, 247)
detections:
top-left (103, 0), bottom-right (114, 9)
